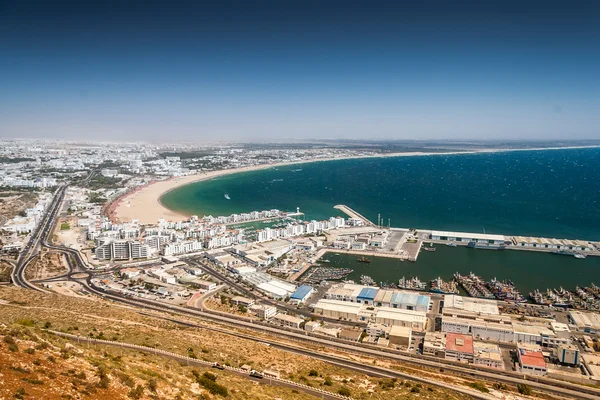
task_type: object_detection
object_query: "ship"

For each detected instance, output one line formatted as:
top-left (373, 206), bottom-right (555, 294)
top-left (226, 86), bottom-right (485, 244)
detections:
top-left (224, 194), bottom-right (230, 200)
top-left (467, 241), bottom-right (505, 250)
top-left (552, 250), bottom-right (574, 256)
top-left (453, 272), bottom-right (495, 299)
top-left (360, 275), bottom-right (376, 286)
top-left (486, 277), bottom-right (527, 303)
top-left (399, 276), bottom-right (426, 291)
top-left (357, 257), bottom-right (371, 263)
top-left (430, 277), bottom-right (459, 294)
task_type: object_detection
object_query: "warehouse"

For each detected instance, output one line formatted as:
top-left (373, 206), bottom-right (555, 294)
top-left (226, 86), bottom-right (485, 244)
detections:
top-left (290, 285), bottom-right (314, 304)
top-left (313, 299), bottom-right (364, 321)
top-left (569, 310), bottom-right (600, 334)
top-left (388, 325), bottom-right (412, 347)
top-left (518, 344), bottom-right (547, 375)
top-left (374, 307), bottom-right (427, 331)
top-left (443, 294), bottom-right (500, 317)
top-left (442, 316), bottom-right (515, 343)
top-left (357, 287), bottom-right (379, 305)
top-left (431, 230), bottom-right (506, 245)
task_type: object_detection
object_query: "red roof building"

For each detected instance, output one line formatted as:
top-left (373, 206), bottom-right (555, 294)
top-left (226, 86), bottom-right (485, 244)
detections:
top-left (445, 332), bottom-right (474, 362)
top-left (517, 343), bottom-right (547, 375)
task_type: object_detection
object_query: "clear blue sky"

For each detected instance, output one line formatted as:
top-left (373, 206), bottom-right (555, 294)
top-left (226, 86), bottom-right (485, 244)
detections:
top-left (1, 0), bottom-right (598, 141)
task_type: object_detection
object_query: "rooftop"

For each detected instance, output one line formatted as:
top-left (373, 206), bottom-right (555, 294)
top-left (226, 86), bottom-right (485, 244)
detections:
top-left (446, 333), bottom-right (474, 354)
top-left (290, 285), bottom-right (313, 300)
top-left (431, 230), bottom-right (505, 241)
top-left (357, 287), bottom-right (379, 300)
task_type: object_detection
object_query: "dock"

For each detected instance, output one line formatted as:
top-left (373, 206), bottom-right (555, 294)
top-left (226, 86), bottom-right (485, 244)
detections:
top-left (334, 204), bottom-right (376, 227)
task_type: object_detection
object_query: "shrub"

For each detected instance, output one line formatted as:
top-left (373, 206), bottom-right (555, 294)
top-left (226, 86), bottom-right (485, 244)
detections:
top-left (24, 348), bottom-right (35, 354)
top-left (308, 369), bottom-right (319, 377)
top-left (147, 378), bottom-right (157, 392)
top-left (338, 387), bottom-right (351, 396)
top-left (17, 319), bottom-right (35, 327)
top-left (43, 322), bottom-right (52, 329)
top-left (128, 384), bottom-right (144, 399)
top-left (324, 378), bottom-right (333, 386)
top-left (469, 382), bottom-right (489, 393)
top-left (14, 387), bottom-right (27, 399)
top-left (8, 344), bottom-right (18, 352)
top-left (193, 371), bottom-right (228, 397)
top-left (517, 384), bottom-right (532, 395)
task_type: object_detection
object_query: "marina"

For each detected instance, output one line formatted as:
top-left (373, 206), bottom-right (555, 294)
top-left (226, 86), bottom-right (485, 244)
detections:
top-left (312, 246), bottom-right (600, 297)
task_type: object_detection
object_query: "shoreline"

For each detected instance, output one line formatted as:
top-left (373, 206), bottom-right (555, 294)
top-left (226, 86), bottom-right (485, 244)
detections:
top-left (111, 145), bottom-right (600, 224)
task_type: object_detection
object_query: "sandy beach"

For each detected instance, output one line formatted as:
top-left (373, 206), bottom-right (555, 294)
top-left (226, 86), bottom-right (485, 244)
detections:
top-left (111, 146), bottom-right (600, 224)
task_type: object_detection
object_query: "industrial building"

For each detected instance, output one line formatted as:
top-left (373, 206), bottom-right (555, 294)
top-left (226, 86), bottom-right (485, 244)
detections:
top-left (568, 310), bottom-right (600, 334)
top-left (290, 285), bottom-right (314, 304)
top-left (430, 230), bottom-right (506, 245)
top-left (313, 299), bottom-right (365, 321)
top-left (374, 307), bottom-right (427, 331)
top-left (445, 333), bottom-right (474, 363)
top-left (388, 325), bottom-right (412, 347)
top-left (231, 296), bottom-right (255, 307)
top-left (326, 284), bottom-right (431, 312)
top-left (442, 316), bottom-right (515, 343)
top-left (442, 294), bottom-right (500, 318)
top-left (423, 332), bottom-right (446, 358)
top-left (473, 342), bottom-right (504, 369)
top-left (555, 344), bottom-right (580, 366)
top-left (517, 343), bottom-right (547, 375)
top-left (249, 304), bottom-right (277, 320)
top-left (272, 313), bottom-right (303, 329)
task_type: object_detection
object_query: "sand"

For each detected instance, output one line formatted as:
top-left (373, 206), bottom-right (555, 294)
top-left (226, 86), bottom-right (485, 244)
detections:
top-left (111, 146), bottom-right (600, 224)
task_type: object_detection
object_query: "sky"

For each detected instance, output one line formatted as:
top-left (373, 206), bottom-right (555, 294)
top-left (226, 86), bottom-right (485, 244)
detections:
top-left (0, 0), bottom-right (599, 142)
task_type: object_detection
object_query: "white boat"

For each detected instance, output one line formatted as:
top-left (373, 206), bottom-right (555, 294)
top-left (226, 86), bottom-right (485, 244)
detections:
top-left (574, 253), bottom-right (586, 259)
top-left (224, 194), bottom-right (230, 200)
top-left (446, 242), bottom-right (457, 247)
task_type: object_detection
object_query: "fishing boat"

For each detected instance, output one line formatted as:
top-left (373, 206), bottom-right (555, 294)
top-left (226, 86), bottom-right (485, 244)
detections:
top-left (423, 247), bottom-right (436, 252)
top-left (574, 253), bottom-right (587, 259)
top-left (357, 257), bottom-right (371, 263)
top-left (224, 194), bottom-right (231, 200)
top-left (321, 259), bottom-right (331, 263)
top-left (446, 242), bottom-right (457, 247)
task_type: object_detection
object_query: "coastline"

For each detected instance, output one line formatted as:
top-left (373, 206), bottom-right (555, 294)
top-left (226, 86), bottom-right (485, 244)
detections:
top-left (111, 145), bottom-right (600, 224)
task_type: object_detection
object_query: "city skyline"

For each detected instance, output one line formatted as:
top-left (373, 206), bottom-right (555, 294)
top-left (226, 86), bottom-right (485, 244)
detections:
top-left (1, 0), bottom-right (599, 141)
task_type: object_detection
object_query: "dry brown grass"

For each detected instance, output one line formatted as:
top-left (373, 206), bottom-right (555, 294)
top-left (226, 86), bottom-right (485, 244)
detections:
top-left (0, 287), bottom-right (477, 399)
top-left (24, 251), bottom-right (68, 280)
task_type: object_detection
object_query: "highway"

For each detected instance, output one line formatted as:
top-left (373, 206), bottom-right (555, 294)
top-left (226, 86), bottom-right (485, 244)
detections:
top-left (10, 185), bottom-right (67, 291)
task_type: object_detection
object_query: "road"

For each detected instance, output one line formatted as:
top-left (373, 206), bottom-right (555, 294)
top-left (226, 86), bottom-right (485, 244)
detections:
top-left (11, 185), bottom-right (67, 291)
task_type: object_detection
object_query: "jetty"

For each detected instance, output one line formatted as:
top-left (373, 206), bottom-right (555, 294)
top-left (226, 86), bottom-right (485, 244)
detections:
top-left (334, 204), bottom-right (376, 227)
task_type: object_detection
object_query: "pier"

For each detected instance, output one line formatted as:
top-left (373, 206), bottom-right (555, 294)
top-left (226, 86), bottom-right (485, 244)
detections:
top-left (334, 204), bottom-right (376, 227)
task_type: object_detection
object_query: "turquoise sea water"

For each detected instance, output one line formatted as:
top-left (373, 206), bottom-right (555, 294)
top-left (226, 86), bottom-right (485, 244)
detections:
top-left (160, 147), bottom-right (600, 291)
top-left (161, 148), bottom-right (600, 240)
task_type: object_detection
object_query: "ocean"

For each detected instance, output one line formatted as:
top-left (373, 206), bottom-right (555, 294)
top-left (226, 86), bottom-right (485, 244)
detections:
top-left (161, 147), bottom-right (600, 241)
top-left (160, 147), bottom-right (600, 291)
